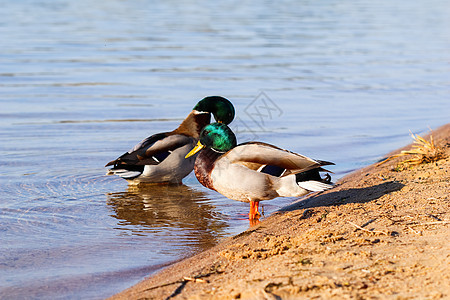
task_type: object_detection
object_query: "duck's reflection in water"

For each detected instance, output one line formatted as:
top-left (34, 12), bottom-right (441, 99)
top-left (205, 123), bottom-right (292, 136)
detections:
top-left (106, 184), bottom-right (229, 251)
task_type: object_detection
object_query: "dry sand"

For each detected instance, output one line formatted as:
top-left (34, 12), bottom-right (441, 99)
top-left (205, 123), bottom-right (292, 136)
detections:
top-left (111, 124), bottom-right (449, 300)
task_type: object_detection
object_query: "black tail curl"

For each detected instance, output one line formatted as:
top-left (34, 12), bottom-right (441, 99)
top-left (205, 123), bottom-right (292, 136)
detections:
top-left (295, 168), bottom-right (332, 184)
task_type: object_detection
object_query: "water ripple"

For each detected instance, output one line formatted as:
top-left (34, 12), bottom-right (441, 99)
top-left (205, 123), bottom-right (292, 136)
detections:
top-left (1, 0), bottom-right (450, 299)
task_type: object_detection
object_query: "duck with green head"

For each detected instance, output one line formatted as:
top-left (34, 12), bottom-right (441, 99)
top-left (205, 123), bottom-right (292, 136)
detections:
top-left (186, 123), bottom-right (334, 221)
top-left (105, 96), bottom-right (235, 184)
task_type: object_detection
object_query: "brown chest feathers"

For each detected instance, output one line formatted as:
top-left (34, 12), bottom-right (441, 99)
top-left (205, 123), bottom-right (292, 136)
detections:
top-left (174, 111), bottom-right (211, 139)
top-left (194, 148), bottom-right (223, 190)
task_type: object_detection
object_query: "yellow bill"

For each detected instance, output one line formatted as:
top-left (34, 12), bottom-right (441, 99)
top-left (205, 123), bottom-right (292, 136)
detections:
top-left (185, 141), bottom-right (205, 158)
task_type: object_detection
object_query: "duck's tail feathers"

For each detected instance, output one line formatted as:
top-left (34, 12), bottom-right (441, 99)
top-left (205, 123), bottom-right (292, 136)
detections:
top-left (105, 160), bottom-right (116, 167)
top-left (314, 159), bottom-right (335, 166)
top-left (297, 180), bottom-right (333, 192)
top-left (294, 167), bottom-right (333, 192)
top-left (106, 169), bottom-right (142, 179)
top-left (276, 167), bottom-right (333, 197)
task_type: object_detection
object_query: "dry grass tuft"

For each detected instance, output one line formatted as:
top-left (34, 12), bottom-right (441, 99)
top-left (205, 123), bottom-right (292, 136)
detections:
top-left (377, 131), bottom-right (446, 167)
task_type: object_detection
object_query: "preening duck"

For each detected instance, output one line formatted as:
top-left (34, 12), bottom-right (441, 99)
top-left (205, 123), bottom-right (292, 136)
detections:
top-left (185, 123), bottom-right (334, 221)
top-left (105, 96), bottom-right (235, 184)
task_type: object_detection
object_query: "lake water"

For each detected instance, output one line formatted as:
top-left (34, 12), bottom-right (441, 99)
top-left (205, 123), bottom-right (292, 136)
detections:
top-left (1, 0), bottom-right (449, 298)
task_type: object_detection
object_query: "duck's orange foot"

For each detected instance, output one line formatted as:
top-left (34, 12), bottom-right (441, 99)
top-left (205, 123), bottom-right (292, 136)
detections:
top-left (249, 201), bottom-right (261, 226)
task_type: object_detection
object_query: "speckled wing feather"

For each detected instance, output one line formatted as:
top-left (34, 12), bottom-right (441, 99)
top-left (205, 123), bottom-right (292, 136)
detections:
top-left (226, 142), bottom-right (332, 174)
top-left (105, 133), bottom-right (193, 167)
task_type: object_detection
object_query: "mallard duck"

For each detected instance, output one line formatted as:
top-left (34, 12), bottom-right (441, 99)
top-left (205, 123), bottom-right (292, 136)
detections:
top-left (185, 123), bottom-right (334, 220)
top-left (105, 96), bottom-right (235, 184)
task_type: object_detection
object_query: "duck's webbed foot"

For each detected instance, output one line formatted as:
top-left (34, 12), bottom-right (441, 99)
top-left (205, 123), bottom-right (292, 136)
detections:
top-left (249, 201), bottom-right (261, 226)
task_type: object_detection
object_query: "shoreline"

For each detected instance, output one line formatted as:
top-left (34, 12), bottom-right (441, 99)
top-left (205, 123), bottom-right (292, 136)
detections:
top-left (110, 123), bottom-right (450, 299)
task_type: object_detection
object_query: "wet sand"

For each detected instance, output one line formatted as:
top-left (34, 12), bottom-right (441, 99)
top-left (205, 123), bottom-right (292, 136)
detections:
top-left (110, 123), bottom-right (449, 300)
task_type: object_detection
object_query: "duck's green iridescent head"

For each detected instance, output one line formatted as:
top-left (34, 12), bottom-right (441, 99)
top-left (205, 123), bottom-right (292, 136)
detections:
top-left (185, 123), bottom-right (237, 158)
top-left (199, 123), bottom-right (237, 152)
top-left (193, 96), bottom-right (235, 125)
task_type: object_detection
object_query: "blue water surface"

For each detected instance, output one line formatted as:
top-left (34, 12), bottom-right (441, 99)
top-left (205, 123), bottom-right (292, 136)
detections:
top-left (1, 0), bottom-right (449, 299)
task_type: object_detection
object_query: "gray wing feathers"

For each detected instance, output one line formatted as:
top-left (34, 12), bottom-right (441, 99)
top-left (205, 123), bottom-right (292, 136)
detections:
top-left (226, 143), bottom-right (319, 171)
top-left (143, 134), bottom-right (193, 156)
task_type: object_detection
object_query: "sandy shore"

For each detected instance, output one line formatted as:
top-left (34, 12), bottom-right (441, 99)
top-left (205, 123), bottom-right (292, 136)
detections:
top-left (111, 124), bottom-right (449, 300)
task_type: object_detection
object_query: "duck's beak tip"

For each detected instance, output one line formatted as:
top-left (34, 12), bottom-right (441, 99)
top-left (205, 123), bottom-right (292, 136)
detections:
top-left (185, 141), bottom-right (205, 158)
